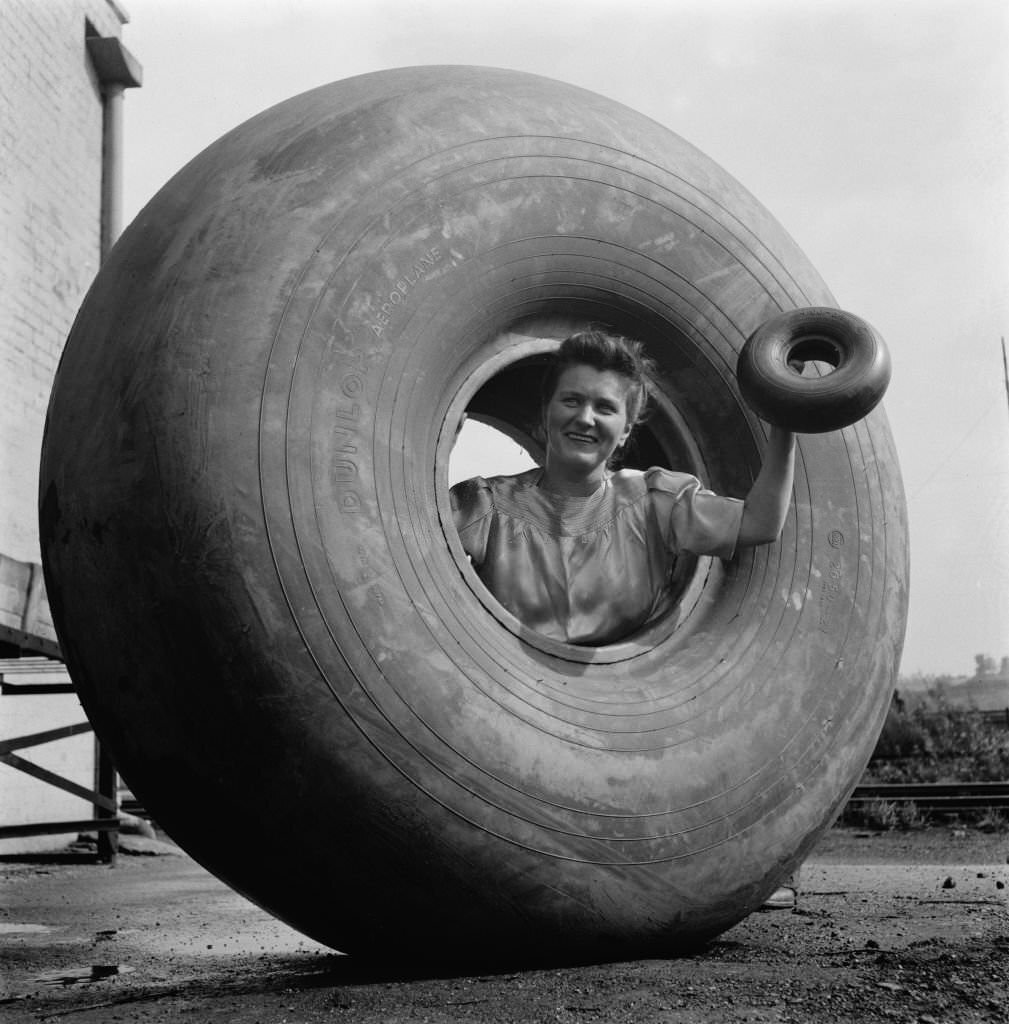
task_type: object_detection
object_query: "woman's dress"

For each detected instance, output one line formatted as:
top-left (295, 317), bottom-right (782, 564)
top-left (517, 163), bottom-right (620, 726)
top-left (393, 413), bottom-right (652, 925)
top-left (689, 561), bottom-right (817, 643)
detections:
top-left (450, 467), bottom-right (743, 645)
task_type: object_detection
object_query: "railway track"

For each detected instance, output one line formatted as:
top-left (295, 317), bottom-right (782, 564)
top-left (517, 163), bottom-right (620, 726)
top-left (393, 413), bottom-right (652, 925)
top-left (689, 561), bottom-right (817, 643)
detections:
top-left (848, 781), bottom-right (1009, 814)
top-left (119, 782), bottom-right (1009, 827)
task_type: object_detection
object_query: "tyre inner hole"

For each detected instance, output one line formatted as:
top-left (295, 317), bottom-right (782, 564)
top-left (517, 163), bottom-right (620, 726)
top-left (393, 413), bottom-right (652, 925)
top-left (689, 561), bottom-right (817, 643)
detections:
top-left (787, 335), bottom-right (843, 376)
top-left (443, 349), bottom-right (715, 655)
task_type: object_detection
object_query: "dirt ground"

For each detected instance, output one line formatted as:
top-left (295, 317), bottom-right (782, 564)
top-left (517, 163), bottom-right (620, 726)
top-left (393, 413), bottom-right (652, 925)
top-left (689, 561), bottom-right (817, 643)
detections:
top-left (1, 826), bottom-right (1006, 1024)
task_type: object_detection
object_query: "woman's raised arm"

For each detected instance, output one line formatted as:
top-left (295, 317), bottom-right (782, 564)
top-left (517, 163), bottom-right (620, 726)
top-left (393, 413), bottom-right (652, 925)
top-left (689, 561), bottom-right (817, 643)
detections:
top-left (737, 426), bottom-right (796, 548)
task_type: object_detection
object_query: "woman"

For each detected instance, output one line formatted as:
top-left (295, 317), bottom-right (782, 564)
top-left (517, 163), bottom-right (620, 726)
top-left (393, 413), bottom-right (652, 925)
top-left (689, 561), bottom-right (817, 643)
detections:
top-left (450, 329), bottom-right (796, 647)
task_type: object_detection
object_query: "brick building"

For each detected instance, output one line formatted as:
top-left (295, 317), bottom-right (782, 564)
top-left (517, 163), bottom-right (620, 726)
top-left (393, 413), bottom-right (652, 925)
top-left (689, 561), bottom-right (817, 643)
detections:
top-left (1, 0), bottom-right (141, 850)
top-left (1, 0), bottom-right (140, 569)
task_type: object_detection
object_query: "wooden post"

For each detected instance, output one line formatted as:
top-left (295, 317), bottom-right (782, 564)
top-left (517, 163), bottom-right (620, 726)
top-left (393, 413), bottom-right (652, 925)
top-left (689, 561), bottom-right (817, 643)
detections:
top-left (95, 739), bottom-right (119, 863)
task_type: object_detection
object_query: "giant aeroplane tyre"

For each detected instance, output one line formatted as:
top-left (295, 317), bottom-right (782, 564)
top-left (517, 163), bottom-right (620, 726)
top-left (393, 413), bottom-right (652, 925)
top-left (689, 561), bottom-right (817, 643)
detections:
top-left (40, 66), bottom-right (908, 963)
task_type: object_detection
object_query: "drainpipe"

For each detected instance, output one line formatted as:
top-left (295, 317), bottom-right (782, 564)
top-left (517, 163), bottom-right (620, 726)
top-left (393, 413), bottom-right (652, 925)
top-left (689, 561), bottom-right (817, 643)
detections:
top-left (82, 31), bottom-right (142, 862)
top-left (85, 33), bottom-right (143, 258)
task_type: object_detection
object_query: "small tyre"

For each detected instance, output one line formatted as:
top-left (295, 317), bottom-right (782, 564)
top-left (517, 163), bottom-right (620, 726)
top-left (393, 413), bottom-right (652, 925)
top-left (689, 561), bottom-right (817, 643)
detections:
top-left (737, 307), bottom-right (892, 433)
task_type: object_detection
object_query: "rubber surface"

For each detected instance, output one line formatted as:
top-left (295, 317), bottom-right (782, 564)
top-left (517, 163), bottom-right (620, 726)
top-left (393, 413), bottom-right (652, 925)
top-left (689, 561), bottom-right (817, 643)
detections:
top-left (39, 66), bottom-right (909, 963)
top-left (737, 307), bottom-right (892, 433)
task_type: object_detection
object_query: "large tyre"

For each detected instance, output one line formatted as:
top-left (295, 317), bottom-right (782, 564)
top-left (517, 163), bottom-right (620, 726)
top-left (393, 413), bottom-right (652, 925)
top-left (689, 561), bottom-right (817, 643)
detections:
top-left (40, 66), bottom-right (908, 963)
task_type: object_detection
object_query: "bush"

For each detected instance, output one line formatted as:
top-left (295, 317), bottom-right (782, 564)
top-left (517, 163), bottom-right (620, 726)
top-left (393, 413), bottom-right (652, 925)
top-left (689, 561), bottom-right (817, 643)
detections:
top-left (873, 703), bottom-right (929, 759)
top-left (866, 690), bottom-right (1009, 784)
top-left (848, 798), bottom-right (929, 831)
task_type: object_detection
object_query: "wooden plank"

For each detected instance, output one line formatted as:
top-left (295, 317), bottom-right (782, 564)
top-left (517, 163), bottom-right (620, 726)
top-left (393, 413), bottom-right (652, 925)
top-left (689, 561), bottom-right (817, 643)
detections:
top-left (0, 721), bottom-right (93, 756)
top-left (1, 681), bottom-right (75, 695)
top-left (0, 752), bottom-right (118, 812)
top-left (22, 563), bottom-right (46, 638)
top-left (0, 553), bottom-right (61, 657)
top-left (0, 818), bottom-right (120, 840)
top-left (95, 740), bottom-right (119, 862)
top-left (0, 622), bottom-right (61, 659)
top-left (0, 656), bottom-right (69, 675)
top-left (0, 554), bottom-right (32, 631)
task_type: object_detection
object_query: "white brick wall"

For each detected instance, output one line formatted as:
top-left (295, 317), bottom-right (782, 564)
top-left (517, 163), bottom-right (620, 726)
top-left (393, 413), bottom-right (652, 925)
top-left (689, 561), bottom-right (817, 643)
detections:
top-left (0, 0), bottom-right (130, 561)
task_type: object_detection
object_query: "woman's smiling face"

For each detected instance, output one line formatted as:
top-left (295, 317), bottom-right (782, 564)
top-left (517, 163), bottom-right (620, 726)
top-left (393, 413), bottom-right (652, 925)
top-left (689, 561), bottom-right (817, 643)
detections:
top-left (543, 364), bottom-right (633, 486)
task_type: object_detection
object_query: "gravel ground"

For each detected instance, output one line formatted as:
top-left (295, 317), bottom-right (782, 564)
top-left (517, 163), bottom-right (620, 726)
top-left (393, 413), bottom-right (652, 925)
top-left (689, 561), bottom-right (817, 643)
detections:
top-left (1, 825), bottom-right (1006, 1023)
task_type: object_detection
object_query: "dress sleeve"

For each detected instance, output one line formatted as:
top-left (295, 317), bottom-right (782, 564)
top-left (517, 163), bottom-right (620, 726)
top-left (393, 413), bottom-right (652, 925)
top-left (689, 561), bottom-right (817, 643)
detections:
top-left (449, 476), bottom-right (493, 566)
top-left (645, 468), bottom-right (744, 561)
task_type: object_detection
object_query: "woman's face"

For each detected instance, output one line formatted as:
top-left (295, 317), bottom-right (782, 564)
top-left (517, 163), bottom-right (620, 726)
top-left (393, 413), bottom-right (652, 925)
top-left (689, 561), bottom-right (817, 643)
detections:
top-left (544, 364), bottom-right (633, 482)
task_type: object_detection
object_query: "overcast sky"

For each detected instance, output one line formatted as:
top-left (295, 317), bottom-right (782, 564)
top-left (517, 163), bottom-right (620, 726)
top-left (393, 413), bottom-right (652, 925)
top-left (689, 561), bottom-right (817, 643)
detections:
top-left (118, 0), bottom-right (1008, 677)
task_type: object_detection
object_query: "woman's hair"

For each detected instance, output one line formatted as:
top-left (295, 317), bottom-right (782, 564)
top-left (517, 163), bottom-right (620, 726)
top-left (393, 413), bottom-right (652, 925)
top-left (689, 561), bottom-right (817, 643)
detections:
top-left (541, 329), bottom-right (656, 430)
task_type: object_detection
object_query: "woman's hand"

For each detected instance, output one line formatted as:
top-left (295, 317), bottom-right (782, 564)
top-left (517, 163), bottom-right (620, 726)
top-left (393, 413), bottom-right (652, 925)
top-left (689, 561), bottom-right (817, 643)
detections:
top-left (737, 426), bottom-right (796, 547)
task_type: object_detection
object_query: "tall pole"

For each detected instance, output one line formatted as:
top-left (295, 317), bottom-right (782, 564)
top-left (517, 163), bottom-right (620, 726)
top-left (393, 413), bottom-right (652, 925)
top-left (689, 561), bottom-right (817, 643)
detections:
top-left (99, 82), bottom-right (126, 259)
top-left (1002, 337), bottom-right (1009, 427)
top-left (85, 32), bottom-right (142, 865)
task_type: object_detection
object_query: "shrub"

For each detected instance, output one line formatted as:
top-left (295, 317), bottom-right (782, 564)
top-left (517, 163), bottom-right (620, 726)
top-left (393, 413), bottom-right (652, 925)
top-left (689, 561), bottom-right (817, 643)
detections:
top-left (866, 690), bottom-right (1009, 785)
top-left (847, 797), bottom-right (930, 831)
top-left (873, 703), bottom-right (929, 759)
top-left (977, 808), bottom-right (1006, 832)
